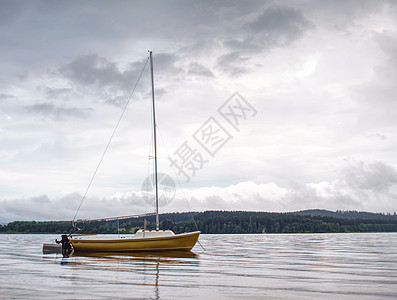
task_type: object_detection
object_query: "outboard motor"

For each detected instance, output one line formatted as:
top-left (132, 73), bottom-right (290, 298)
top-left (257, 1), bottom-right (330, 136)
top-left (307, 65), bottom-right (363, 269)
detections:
top-left (56, 234), bottom-right (73, 257)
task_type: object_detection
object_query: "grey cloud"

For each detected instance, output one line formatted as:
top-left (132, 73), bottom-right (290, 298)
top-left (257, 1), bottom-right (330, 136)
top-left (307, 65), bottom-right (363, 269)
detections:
top-left (187, 62), bottom-right (214, 78)
top-left (24, 103), bottom-right (92, 120)
top-left (57, 54), bottom-right (148, 106)
top-left (375, 32), bottom-right (397, 57)
top-left (0, 193), bottom-right (77, 223)
top-left (307, 0), bottom-right (391, 31)
top-left (365, 133), bottom-right (387, 141)
top-left (341, 160), bottom-right (397, 192)
top-left (58, 52), bottom-right (180, 103)
top-left (217, 5), bottom-right (314, 75)
top-left (44, 87), bottom-right (73, 100)
top-left (0, 1), bottom-right (22, 26)
top-left (180, 39), bottom-right (220, 57)
top-left (59, 54), bottom-right (127, 88)
top-left (242, 5), bottom-right (313, 48)
top-left (105, 96), bottom-right (129, 107)
top-left (32, 195), bottom-right (50, 204)
top-left (0, 93), bottom-right (15, 99)
top-left (244, 6), bottom-right (313, 39)
top-left (277, 160), bottom-right (397, 212)
top-left (284, 182), bottom-right (328, 209)
top-left (372, 34), bottom-right (397, 85)
top-left (217, 52), bottom-right (250, 76)
top-left (1, 0), bottom-right (383, 84)
top-left (1, 1), bottom-right (312, 81)
top-left (151, 53), bottom-right (180, 74)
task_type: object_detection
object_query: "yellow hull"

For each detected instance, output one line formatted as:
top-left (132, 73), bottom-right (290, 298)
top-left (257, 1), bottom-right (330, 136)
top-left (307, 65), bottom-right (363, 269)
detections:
top-left (70, 231), bottom-right (200, 253)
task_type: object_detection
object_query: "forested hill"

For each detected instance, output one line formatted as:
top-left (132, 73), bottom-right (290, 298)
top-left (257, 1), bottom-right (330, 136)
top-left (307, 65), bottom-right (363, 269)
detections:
top-left (293, 209), bottom-right (397, 220)
top-left (1, 210), bottom-right (397, 234)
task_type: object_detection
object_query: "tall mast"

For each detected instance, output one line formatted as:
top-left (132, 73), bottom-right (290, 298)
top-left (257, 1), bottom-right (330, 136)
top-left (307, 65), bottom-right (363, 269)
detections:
top-left (149, 51), bottom-right (160, 230)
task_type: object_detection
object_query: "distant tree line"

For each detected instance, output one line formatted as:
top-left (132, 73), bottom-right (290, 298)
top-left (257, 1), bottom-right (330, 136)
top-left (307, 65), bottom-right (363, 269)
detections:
top-left (293, 209), bottom-right (397, 220)
top-left (1, 210), bottom-right (397, 234)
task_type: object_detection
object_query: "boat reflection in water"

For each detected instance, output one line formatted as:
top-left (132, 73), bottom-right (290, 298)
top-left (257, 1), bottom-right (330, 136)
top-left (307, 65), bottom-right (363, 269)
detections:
top-left (73, 250), bottom-right (199, 260)
top-left (68, 250), bottom-right (199, 300)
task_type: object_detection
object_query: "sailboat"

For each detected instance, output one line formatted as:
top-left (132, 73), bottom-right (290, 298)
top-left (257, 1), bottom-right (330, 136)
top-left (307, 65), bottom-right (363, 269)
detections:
top-left (60, 52), bottom-right (200, 254)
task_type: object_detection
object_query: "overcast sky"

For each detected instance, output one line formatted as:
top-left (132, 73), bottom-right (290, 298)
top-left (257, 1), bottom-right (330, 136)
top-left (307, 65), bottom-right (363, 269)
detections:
top-left (1, 0), bottom-right (397, 223)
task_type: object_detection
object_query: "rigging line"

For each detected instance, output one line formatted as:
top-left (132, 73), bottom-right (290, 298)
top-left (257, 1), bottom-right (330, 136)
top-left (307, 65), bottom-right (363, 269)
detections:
top-left (197, 239), bottom-right (206, 252)
top-left (157, 128), bottom-right (200, 232)
top-left (72, 56), bottom-right (150, 223)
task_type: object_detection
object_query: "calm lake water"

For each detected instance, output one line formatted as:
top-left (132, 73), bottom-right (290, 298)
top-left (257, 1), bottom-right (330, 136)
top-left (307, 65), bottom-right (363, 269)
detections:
top-left (0, 233), bottom-right (396, 299)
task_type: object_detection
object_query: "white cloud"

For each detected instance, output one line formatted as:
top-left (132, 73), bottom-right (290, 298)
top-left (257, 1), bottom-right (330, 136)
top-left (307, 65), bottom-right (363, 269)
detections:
top-left (2, 159), bottom-right (395, 223)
